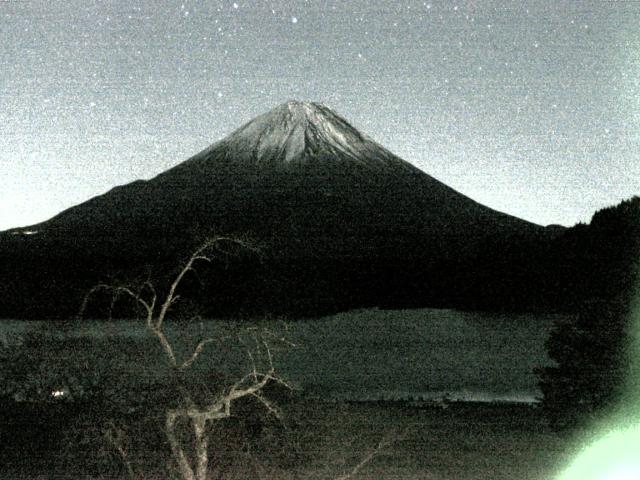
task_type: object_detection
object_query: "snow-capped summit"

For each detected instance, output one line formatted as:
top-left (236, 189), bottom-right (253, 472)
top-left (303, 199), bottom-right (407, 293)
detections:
top-left (203, 100), bottom-right (408, 169)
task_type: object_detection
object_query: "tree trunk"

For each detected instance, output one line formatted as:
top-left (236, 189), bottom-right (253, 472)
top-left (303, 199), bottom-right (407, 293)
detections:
top-left (194, 416), bottom-right (209, 480)
top-left (166, 411), bottom-right (197, 480)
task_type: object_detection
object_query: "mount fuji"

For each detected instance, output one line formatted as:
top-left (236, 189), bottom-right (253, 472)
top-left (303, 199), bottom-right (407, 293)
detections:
top-left (1, 101), bottom-right (556, 319)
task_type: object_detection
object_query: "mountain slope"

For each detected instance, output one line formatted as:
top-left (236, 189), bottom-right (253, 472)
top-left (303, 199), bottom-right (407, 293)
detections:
top-left (22, 101), bottom-right (539, 247)
top-left (1, 101), bottom-right (555, 319)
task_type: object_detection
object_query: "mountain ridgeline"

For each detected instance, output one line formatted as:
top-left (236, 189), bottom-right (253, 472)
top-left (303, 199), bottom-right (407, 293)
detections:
top-left (1, 101), bottom-right (638, 319)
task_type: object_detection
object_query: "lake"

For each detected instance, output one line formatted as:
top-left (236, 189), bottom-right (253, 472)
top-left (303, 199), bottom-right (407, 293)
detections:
top-left (0, 308), bottom-right (564, 403)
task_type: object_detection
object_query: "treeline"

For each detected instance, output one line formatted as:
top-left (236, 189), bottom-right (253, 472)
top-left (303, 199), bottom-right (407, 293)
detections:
top-left (535, 197), bottom-right (639, 430)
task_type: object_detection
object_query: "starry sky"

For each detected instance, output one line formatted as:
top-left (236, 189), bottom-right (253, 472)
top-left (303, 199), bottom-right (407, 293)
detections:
top-left (1, 0), bottom-right (639, 230)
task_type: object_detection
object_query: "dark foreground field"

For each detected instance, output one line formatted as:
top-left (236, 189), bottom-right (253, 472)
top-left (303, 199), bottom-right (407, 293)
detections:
top-left (290, 401), bottom-right (572, 480)
top-left (0, 399), bottom-right (573, 480)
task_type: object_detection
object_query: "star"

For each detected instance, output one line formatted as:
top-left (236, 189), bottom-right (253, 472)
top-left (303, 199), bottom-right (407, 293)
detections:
top-left (1, 0), bottom-right (635, 232)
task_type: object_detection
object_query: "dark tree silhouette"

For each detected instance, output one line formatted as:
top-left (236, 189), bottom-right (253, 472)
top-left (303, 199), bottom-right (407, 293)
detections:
top-left (536, 197), bottom-right (640, 430)
top-left (537, 299), bottom-right (632, 430)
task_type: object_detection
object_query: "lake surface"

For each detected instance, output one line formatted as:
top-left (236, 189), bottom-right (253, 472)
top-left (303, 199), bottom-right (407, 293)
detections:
top-left (0, 308), bottom-right (564, 403)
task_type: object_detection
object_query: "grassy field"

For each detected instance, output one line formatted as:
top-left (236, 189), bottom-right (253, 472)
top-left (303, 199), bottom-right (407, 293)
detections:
top-left (0, 308), bottom-right (562, 403)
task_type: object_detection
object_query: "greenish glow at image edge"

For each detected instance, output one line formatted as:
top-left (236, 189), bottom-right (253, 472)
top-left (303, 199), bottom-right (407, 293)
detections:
top-left (558, 289), bottom-right (640, 480)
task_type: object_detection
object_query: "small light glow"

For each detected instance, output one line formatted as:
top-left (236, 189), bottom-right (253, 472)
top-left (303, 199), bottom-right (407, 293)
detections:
top-left (52, 390), bottom-right (66, 398)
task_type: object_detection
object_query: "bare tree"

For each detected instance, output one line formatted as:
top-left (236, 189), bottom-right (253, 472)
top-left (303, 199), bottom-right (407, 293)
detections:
top-left (82, 237), bottom-right (295, 480)
top-left (81, 237), bottom-right (400, 480)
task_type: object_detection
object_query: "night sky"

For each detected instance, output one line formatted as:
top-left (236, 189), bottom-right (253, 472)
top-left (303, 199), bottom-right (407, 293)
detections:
top-left (1, 0), bottom-right (638, 230)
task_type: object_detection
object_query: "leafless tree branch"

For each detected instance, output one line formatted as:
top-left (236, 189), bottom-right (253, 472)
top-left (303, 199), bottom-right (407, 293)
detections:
top-left (179, 338), bottom-right (216, 370)
top-left (333, 429), bottom-right (404, 480)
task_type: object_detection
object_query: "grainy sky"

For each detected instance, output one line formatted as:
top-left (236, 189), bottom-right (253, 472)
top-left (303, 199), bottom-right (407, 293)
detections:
top-left (1, 0), bottom-right (639, 230)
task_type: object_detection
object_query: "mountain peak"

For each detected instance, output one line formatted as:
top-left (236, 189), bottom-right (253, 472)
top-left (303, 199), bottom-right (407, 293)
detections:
top-left (273, 99), bottom-right (331, 120)
top-left (281, 99), bottom-right (321, 113)
top-left (218, 100), bottom-right (381, 165)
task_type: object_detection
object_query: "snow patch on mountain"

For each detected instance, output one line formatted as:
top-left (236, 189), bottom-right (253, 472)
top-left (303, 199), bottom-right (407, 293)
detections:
top-left (215, 100), bottom-right (405, 169)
